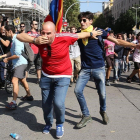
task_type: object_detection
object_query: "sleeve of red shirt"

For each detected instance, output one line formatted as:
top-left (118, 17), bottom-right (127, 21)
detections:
top-left (104, 40), bottom-right (107, 47)
top-left (67, 33), bottom-right (78, 45)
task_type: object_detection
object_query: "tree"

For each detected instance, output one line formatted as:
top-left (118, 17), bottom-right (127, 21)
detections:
top-left (93, 14), bottom-right (115, 30)
top-left (114, 5), bottom-right (140, 33)
top-left (93, 5), bottom-right (140, 34)
top-left (114, 9), bottom-right (135, 33)
top-left (93, 14), bottom-right (106, 29)
top-left (63, 0), bottom-right (80, 28)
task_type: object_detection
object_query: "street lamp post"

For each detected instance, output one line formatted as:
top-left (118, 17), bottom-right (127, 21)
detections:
top-left (132, 7), bottom-right (140, 27)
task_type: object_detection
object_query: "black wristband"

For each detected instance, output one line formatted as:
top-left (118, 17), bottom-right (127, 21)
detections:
top-left (90, 32), bottom-right (93, 37)
top-left (33, 38), bottom-right (36, 44)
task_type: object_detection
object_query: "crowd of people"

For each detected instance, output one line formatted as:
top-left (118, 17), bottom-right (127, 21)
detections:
top-left (0, 11), bottom-right (140, 139)
top-left (104, 31), bottom-right (140, 86)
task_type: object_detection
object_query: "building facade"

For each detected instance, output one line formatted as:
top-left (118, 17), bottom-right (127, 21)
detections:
top-left (0, 0), bottom-right (51, 30)
top-left (93, 11), bottom-right (102, 17)
top-left (111, 0), bottom-right (140, 20)
top-left (102, 0), bottom-right (113, 18)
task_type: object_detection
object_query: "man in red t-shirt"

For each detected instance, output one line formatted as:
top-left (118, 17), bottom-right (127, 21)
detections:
top-left (27, 20), bottom-right (42, 84)
top-left (16, 21), bottom-right (103, 138)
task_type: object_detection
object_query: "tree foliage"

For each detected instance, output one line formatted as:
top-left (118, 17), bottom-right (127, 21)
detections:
top-left (93, 14), bottom-right (115, 30)
top-left (63, 0), bottom-right (80, 28)
top-left (114, 9), bottom-right (136, 33)
top-left (93, 5), bottom-right (140, 33)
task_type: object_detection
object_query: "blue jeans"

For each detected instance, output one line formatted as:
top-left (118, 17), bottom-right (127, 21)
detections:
top-left (39, 74), bottom-right (70, 126)
top-left (0, 61), bottom-right (5, 83)
top-left (123, 55), bottom-right (131, 71)
top-left (114, 59), bottom-right (123, 80)
top-left (74, 67), bottom-right (106, 116)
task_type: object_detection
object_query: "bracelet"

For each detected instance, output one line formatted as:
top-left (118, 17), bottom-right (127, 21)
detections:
top-left (33, 38), bottom-right (36, 44)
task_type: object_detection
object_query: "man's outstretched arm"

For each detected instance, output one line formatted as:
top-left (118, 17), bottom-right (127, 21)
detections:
top-left (107, 35), bottom-right (139, 48)
top-left (16, 33), bottom-right (48, 45)
top-left (77, 28), bottom-right (103, 39)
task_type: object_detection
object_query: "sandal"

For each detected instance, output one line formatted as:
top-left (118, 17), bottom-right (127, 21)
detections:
top-left (20, 95), bottom-right (34, 101)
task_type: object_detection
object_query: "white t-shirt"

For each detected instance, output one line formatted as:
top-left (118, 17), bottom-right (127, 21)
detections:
top-left (69, 41), bottom-right (81, 59)
top-left (133, 48), bottom-right (140, 62)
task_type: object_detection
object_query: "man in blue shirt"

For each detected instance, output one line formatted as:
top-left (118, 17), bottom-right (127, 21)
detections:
top-left (74, 11), bottom-right (139, 129)
top-left (0, 25), bottom-right (33, 110)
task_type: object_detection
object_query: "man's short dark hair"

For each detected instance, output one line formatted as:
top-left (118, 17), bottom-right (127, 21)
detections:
top-left (70, 26), bottom-right (76, 30)
top-left (5, 25), bottom-right (15, 33)
top-left (66, 27), bottom-right (70, 31)
top-left (20, 22), bottom-right (25, 26)
top-left (137, 32), bottom-right (140, 37)
top-left (109, 30), bottom-right (114, 34)
top-left (30, 20), bottom-right (37, 26)
top-left (117, 33), bottom-right (124, 40)
top-left (78, 11), bottom-right (94, 21)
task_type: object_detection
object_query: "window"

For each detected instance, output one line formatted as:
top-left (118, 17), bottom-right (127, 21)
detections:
top-left (37, 0), bottom-right (40, 5)
top-left (121, 1), bottom-right (123, 7)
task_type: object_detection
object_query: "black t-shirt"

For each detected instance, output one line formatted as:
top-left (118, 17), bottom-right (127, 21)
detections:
top-left (0, 34), bottom-right (12, 54)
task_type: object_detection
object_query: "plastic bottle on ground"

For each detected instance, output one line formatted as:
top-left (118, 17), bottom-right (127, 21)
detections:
top-left (10, 133), bottom-right (22, 140)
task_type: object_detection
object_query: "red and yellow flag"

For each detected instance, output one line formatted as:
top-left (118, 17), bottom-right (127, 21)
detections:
top-left (44, 0), bottom-right (63, 33)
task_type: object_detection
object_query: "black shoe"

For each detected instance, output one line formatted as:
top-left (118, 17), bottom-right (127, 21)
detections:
top-left (100, 111), bottom-right (109, 125)
top-left (73, 76), bottom-right (77, 83)
top-left (36, 79), bottom-right (40, 84)
top-left (0, 83), bottom-right (5, 89)
top-left (126, 76), bottom-right (132, 83)
top-left (69, 81), bottom-right (73, 87)
top-left (75, 115), bottom-right (92, 129)
top-left (20, 95), bottom-right (34, 101)
top-left (132, 75), bottom-right (138, 82)
top-left (105, 80), bottom-right (110, 86)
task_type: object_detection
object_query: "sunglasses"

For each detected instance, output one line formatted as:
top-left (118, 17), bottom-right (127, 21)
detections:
top-left (47, 46), bottom-right (51, 56)
top-left (20, 26), bottom-right (25, 27)
top-left (33, 24), bottom-right (38, 25)
top-left (79, 19), bottom-right (87, 23)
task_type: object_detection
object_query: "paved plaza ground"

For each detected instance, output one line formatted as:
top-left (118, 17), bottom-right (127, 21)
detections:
top-left (0, 68), bottom-right (140, 140)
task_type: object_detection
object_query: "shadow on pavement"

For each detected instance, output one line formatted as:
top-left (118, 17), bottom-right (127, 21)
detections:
top-left (112, 83), bottom-right (140, 91)
top-left (92, 117), bottom-right (103, 124)
top-left (85, 85), bottom-right (96, 89)
top-left (50, 129), bottom-right (57, 139)
top-left (0, 97), bottom-right (44, 132)
top-left (26, 77), bottom-right (37, 84)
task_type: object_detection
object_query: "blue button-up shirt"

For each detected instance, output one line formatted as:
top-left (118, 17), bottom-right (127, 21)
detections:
top-left (10, 34), bottom-right (27, 68)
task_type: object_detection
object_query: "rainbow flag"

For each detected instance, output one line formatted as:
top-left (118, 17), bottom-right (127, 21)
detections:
top-left (44, 0), bottom-right (63, 33)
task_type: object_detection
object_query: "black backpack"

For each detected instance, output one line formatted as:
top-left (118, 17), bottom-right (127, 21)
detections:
top-left (21, 43), bottom-right (34, 62)
top-left (98, 35), bottom-right (106, 59)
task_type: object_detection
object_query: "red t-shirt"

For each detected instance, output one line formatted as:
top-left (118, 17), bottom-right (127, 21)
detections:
top-left (27, 31), bottom-right (39, 54)
top-left (37, 33), bottom-right (78, 75)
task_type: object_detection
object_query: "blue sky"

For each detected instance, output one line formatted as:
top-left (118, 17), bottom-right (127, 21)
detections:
top-left (80, 0), bottom-right (109, 13)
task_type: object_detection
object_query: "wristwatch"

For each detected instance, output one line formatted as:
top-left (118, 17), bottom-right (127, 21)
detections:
top-left (90, 32), bottom-right (93, 37)
top-left (33, 38), bottom-right (36, 44)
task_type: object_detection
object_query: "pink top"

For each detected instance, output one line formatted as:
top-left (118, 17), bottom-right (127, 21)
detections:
top-left (104, 40), bottom-right (115, 56)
